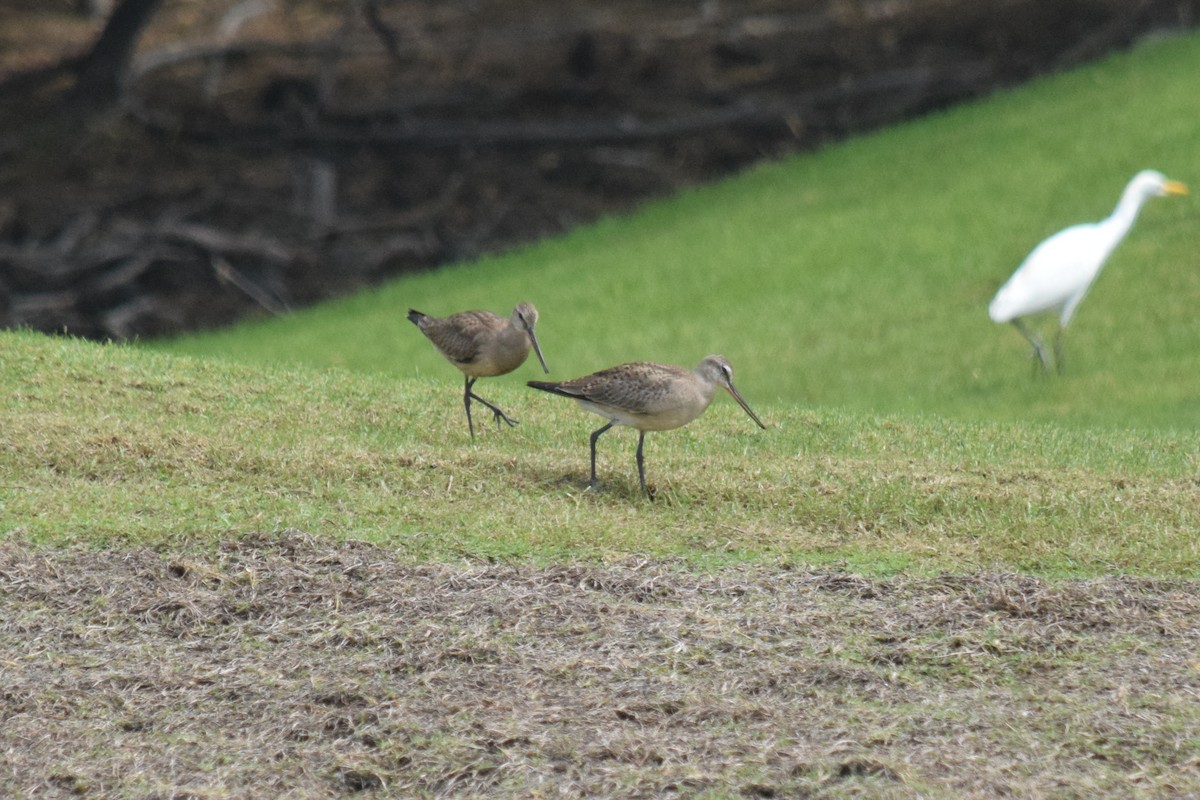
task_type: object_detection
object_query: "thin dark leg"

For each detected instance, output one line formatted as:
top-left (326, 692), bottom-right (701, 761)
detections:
top-left (1012, 319), bottom-right (1050, 373)
top-left (635, 431), bottom-right (650, 500)
top-left (588, 421), bottom-right (615, 488)
top-left (464, 377), bottom-right (519, 435)
top-left (1053, 327), bottom-right (1066, 375)
top-left (469, 392), bottom-right (519, 429)
top-left (463, 377), bottom-right (476, 440)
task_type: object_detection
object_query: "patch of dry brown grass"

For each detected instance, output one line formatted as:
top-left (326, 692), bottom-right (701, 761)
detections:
top-left (3, 532), bottom-right (1198, 797)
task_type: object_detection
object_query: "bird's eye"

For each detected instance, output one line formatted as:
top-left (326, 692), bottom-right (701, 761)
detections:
top-left (722, 365), bottom-right (733, 380)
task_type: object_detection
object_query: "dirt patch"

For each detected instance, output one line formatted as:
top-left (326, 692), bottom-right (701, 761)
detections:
top-left (2, 531), bottom-right (1198, 797)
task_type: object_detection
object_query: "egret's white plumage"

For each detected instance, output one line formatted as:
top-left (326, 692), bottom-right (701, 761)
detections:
top-left (989, 170), bottom-right (1188, 372)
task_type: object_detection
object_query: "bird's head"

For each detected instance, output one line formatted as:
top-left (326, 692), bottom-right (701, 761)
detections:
top-left (697, 355), bottom-right (766, 429)
top-left (512, 302), bottom-right (538, 332)
top-left (512, 302), bottom-right (549, 373)
top-left (1132, 169), bottom-right (1189, 199)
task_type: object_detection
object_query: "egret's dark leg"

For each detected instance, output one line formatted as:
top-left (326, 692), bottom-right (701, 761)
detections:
top-left (465, 378), bottom-right (519, 431)
top-left (1012, 319), bottom-right (1051, 373)
top-left (588, 421), bottom-right (615, 489)
top-left (1053, 327), bottom-right (1066, 375)
top-left (635, 431), bottom-right (651, 501)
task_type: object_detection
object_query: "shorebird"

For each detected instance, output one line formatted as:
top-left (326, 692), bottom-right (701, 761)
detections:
top-left (408, 302), bottom-right (549, 439)
top-left (989, 170), bottom-right (1188, 373)
top-left (528, 354), bottom-right (766, 499)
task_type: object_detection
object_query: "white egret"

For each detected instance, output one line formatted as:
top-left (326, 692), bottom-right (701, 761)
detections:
top-left (988, 169), bottom-right (1188, 372)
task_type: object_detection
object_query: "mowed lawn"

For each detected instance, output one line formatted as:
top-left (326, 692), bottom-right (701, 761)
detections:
top-left (5, 331), bottom-right (1200, 575)
top-left (3, 327), bottom-right (1200, 797)
top-left (157, 31), bottom-right (1200, 430)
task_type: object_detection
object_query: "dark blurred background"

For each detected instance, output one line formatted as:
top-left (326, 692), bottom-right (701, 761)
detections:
top-left (1, 0), bottom-right (1196, 340)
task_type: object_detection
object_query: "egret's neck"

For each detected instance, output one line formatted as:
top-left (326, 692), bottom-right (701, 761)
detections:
top-left (1103, 183), bottom-right (1154, 239)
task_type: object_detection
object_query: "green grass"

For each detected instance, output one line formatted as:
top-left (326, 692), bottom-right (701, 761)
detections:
top-left (9, 32), bottom-right (1200, 577)
top-left (156, 31), bottom-right (1200, 430)
top-left (5, 330), bottom-right (1199, 575)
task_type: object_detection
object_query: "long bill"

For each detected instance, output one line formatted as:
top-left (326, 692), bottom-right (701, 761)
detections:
top-left (528, 328), bottom-right (550, 373)
top-left (1164, 179), bottom-right (1189, 197)
top-left (725, 383), bottom-right (767, 429)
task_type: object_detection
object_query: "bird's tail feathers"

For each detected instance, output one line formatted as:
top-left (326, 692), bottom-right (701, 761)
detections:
top-left (406, 309), bottom-right (426, 326)
top-left (527, 380), bottom-right (577, 398)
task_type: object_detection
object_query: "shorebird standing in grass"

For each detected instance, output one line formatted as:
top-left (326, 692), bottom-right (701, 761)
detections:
top-left (528, 354), bottom-right (766, 499)
top-left (408, 302), bottom-right (549, 439)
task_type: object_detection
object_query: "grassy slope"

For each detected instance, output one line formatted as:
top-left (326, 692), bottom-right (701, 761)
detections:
top-left (5, 331), bottom-right (1199, 575)
top-left (157, 32), bottom-right (1200, 430)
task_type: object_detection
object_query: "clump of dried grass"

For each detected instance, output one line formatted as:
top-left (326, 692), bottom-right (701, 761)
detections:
top-left (2, 531), bottom-right (1198, 797)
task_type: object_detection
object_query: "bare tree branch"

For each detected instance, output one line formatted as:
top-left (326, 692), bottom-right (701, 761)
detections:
top-left (156, 221), bottom-right (295, 264)
top-left (205, 0), bottom-right (276, 97)
top-left (212, 256), bottom-right (290, 316)
top-left (362, 0), bottom-right (407, 65)
top-left (124, 62), bottom-right (993, 147)
top-left (71, 0), bottom-right (166, 107)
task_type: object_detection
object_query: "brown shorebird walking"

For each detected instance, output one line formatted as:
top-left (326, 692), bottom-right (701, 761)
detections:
top-left (528, 354), bottom-right (765, 499)
top-left (408, 303), bottom-right (549, 439)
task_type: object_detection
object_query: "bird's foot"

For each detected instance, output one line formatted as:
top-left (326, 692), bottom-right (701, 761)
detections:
top-left (490, 408), bottom-right (519, 429)
top-left (1030, 349), bottom-right (1052, 375)
top-left (469, 392), bottom-right (518, 430)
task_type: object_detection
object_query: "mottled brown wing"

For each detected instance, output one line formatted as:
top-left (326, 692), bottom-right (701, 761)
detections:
top-left (420, 310), bottom-right (502, 365)
top-left (559, 362), bottom-right (688, 415)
